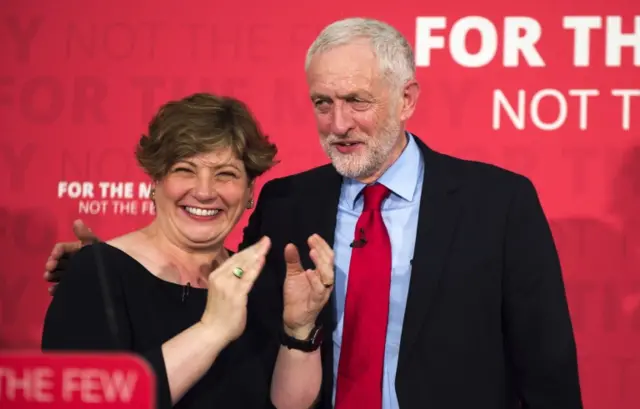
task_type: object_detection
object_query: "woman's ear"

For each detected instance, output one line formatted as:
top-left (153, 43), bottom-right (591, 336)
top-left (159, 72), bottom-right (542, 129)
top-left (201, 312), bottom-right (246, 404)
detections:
top-left (247, 180), bottom-right (255, 209)
top-left (150, 180), bottom-right (159, 201)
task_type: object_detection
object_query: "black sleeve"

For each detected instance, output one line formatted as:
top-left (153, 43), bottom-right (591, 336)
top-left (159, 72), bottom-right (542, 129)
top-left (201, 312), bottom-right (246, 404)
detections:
top-left (240, 181), bottom-right (284, 409)
top-left (502, 177), bottom-right (583, 408)
top-left (41, 244), bottom-right (173, 409)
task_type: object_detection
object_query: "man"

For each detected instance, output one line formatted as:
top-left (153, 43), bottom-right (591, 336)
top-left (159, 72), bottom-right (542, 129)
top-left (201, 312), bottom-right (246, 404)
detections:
top-left (44, 18), bottom-right (583, 409)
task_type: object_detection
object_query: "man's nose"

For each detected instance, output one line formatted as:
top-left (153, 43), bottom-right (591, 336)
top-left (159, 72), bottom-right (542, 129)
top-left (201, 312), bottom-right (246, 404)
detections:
top-left (330, 103), bottom-right (355, 135)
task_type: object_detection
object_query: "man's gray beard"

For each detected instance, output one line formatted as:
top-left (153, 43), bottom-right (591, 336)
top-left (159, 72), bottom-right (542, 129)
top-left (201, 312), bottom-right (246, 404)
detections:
top-left (321, 120), bottom-right (401, 180)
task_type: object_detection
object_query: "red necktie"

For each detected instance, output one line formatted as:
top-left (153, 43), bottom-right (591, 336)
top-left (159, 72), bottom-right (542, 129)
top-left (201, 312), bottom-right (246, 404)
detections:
top-left (335, 183), bottom-right (392, 409)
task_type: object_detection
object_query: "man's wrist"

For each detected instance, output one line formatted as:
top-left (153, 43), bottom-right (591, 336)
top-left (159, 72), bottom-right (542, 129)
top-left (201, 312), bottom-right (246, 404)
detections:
top-left (284, 323), bottom-right (316, 340)
top-left (281, 322), bottom-right (324, 352)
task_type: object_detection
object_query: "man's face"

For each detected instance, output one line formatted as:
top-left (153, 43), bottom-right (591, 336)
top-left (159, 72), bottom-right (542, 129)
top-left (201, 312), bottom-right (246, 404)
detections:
top-left (306, 39), bottom-right (417, 183)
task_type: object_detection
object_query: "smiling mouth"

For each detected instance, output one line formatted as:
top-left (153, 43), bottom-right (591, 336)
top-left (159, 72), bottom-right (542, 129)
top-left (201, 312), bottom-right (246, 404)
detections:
top-left (332, 141), bottom-right (364, 154)
top-left (182, 206), bottom-right (220, 217)
top-left (333, 141), bottom-right (361, 146)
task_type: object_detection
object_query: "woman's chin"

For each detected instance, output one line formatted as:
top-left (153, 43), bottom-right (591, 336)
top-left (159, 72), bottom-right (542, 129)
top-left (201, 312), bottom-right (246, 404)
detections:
top-left (181, 231), bottom-right (225, 248)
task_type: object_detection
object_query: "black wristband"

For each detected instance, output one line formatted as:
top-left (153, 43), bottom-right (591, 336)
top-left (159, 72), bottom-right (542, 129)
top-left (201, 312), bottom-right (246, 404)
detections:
top-left (281, 324), bottom-right (324, 352)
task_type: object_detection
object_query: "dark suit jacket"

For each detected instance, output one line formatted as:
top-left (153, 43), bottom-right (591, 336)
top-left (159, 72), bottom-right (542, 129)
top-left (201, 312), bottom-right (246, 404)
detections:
top-left (243, 136), bottom-right (583, 409)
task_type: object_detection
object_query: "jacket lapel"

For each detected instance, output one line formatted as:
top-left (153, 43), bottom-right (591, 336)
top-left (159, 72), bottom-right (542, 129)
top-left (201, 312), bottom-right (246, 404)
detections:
top-left (398, 138), bottom-right (463, 367)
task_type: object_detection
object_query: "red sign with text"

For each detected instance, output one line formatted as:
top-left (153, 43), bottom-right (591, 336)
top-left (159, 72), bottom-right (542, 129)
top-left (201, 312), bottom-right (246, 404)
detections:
top-left (0, 352), bottom-right (155, 408)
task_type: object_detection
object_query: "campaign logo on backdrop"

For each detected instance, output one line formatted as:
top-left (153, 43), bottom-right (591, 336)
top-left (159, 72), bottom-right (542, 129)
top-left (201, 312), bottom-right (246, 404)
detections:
top-left (414, 15), bottom-right (638, 132)
top-left (57, 180), bottom-right (155, 217)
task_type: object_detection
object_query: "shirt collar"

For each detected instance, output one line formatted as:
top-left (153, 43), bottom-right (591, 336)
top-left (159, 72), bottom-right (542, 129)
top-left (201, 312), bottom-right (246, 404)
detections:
top-left (342, 132), bottom-right (423, 209)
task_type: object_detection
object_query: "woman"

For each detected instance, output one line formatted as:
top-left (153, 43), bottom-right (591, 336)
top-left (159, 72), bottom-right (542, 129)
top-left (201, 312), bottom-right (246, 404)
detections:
top-left (41, 93), bottom-right (332, 409)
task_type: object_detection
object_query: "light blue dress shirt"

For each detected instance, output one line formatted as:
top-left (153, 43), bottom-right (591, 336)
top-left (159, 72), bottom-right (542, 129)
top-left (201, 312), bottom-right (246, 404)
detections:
top-left (332, 133), bottom-right (425, 409)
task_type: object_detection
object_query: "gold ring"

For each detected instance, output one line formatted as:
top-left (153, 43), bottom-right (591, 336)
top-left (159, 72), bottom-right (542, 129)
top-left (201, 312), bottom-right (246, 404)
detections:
top-left (232, 267), bottom-right (244, 279)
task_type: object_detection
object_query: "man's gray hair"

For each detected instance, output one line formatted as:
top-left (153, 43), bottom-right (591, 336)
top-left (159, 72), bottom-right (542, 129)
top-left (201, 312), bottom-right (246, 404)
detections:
top-left (305, 18), bottom-right (416, 88)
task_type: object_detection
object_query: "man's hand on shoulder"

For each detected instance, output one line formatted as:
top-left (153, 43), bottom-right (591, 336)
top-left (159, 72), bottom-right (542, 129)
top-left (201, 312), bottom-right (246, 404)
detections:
top-left (43, 219), bottom-right (99, 295)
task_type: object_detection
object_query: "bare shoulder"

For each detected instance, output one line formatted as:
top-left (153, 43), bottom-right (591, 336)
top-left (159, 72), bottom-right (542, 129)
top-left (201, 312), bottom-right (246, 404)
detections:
top-left (105, 231), bottom-right (157, 270)
top-left (105, 230), bottom-right (176, 283)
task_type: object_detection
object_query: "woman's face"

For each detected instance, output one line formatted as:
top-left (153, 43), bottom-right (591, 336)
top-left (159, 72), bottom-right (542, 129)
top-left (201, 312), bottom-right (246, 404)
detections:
top-left (153, 147), bottom-right (252, 250)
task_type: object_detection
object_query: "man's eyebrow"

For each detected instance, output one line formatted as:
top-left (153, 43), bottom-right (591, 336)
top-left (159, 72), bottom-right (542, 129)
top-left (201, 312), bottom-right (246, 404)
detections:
top-left (310, 93), bottom-right (329, 100)
top-left (310, 91), bottom-right (372, 101)
top-left (340, 92), bottom-right (366, 99)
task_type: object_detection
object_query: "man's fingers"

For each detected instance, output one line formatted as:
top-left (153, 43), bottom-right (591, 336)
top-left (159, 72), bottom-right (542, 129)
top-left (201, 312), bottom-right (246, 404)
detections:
top-left (309, 248), bottom-right (334, 287)
top-left (44, 224), bottom-right (96, 289)
top-left (44, 258), bottom-right (58, 275)
top-left (309, 236), bottom-right (334, 267)
top-left (44, 270), bottom-right (60, 282)
top-left (50, 242), bottom-right (78, 260)
top-left (305, 269), bottom-right (327, 295)
top-left (284, 243), bottom-right (304, 275)
top-left (308, 235), bottom-right (335, 285)
top-left (308, 234), bottom-right (332, 254)
top-left (44, 256), bottom-right (71, 281)
top-left (72, 219), bottom-right (99, 244)
top-left (49, 242), bottom-right (83, 269)
top-left (45, 249), bottom-right (73, 282)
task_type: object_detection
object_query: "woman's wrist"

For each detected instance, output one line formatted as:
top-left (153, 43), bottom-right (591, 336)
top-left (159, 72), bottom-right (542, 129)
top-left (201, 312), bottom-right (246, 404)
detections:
top-left (196, 321), bottom-right (232, 352)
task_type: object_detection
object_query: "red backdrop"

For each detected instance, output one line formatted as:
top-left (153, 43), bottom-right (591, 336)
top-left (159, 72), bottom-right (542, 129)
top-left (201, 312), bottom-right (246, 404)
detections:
top-left (1, 1), bottom-right (638, 408)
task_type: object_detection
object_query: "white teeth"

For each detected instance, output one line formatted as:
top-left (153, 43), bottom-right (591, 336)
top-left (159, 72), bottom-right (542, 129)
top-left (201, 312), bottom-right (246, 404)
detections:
top-left (184, 207), bottom-right (219, 217)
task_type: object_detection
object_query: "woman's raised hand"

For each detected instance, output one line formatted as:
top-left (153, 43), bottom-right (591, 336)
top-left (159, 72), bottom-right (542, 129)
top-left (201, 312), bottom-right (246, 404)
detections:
top-left (200, 236), bottom-right (271, 344)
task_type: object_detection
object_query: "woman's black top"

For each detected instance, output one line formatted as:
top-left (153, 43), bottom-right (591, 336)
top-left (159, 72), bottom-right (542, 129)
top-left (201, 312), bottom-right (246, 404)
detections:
top-left (41, 242), bottom-right (279, 409)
